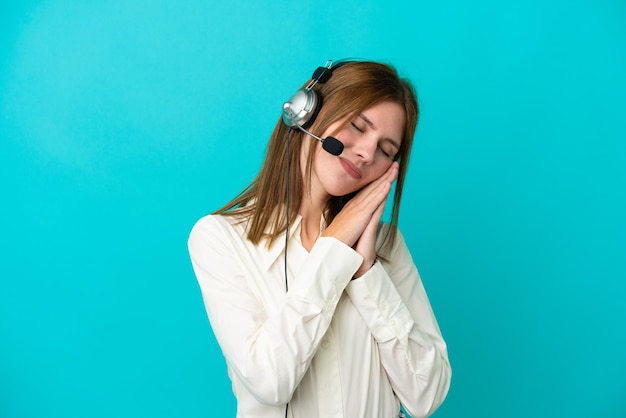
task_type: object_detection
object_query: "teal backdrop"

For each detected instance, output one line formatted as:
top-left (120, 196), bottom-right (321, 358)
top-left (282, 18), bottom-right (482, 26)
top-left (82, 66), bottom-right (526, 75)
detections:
top-left (1, 1), bottom-right (625, 417)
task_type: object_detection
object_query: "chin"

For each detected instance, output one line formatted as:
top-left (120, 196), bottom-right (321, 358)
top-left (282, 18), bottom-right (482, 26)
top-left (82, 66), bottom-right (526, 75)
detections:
top-left (325, 182), bottom-right (361, 198)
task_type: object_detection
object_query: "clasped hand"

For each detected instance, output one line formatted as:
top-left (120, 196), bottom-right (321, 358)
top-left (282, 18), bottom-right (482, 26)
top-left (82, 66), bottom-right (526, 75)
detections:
top-left (322, 162), bottom-right (399, 278)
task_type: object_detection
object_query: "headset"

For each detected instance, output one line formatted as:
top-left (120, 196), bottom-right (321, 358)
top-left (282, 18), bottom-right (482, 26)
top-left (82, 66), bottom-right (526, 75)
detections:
top-left (281, 60), bottom-right (357, 156)
top-left (282, 59), bottom-right (408, 417)
top-left (280, 60), bottom-right (358, 295)
top-left (281, 60), bottom-right (356, 418)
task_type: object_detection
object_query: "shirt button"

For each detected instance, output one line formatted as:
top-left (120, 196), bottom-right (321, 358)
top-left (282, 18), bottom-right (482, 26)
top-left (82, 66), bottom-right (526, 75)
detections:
top-left (321, 340), bottom-right (330, 349)
top-left (379, 302), bottom-right (387, 312)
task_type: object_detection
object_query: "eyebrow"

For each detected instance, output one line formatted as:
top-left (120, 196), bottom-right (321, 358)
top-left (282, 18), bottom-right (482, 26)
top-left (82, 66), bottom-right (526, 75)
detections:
top-left (358, 113), bottom-right (401, 149)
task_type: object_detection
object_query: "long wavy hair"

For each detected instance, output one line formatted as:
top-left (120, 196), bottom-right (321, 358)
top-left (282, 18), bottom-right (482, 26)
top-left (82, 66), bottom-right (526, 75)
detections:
top-left (214, 61), bottom-right (418, 258)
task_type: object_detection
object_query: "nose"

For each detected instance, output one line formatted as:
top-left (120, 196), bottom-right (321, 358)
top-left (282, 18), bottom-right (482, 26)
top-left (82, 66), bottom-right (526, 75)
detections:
top-left (353, 136), bottom-right (377, 165)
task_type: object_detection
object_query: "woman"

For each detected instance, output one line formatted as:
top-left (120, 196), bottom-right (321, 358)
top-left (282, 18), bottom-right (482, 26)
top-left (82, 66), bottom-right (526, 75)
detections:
top-left (188, 60), bottom-right (451, 418)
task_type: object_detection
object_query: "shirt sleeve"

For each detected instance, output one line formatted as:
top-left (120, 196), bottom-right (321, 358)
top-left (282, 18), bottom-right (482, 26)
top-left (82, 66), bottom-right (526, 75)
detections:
top-left (344, 227), bottom-right (451, 418)
top-left (187, 215), bottom-right (362, 406)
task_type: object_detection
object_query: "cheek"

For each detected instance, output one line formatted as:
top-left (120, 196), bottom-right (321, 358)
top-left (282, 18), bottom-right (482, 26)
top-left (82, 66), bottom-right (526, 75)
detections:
top-left (313, 145), bottom-right (331, 168)
top-left (363, 162), bottom-right (393, 184)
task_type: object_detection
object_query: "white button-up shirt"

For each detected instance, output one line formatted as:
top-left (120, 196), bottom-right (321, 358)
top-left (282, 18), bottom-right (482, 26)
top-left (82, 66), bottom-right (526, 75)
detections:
top-left (188, 213), bottom-right (451, 418)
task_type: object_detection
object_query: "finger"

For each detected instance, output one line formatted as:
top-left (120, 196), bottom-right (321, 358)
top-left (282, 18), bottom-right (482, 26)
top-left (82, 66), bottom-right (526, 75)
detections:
top-left (345, 183), bottom-right (389, 218)
top-left (351, 163), bottom-right (398, 205)
top-left (361, 163), bottom-right (398, 202)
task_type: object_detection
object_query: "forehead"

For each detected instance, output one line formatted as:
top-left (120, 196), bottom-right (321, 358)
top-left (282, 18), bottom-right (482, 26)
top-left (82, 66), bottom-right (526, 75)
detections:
top-left (359, 101), bottom-right (406, 141)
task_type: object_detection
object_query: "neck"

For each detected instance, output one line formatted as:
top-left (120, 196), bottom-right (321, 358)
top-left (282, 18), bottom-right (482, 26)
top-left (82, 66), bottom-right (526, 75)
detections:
top-left (298, 190), bottom-right (329, 251)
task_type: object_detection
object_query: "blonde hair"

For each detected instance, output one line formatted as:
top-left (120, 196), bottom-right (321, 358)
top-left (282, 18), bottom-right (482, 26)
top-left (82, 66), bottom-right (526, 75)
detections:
top-left (214, 61), bottom-right (418, 258)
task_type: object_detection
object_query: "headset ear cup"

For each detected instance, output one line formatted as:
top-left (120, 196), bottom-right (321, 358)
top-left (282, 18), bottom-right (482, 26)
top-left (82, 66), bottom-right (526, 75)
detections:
top-left (282, 89), bottom-right (322, 128)
top-left (282, 60), bottom-right (354, 128)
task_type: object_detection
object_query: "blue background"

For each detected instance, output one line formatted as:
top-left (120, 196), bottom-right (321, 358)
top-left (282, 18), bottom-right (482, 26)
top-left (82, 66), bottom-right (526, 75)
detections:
top-left (1, 1), bottom-right (625, 417)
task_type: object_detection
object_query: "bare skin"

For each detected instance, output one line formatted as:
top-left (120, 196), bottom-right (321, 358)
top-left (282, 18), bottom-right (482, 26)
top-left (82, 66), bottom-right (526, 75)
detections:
top-left (298, 101), bottom-right (405, 277)
top-left (323, 161), bottom-right (399, 277)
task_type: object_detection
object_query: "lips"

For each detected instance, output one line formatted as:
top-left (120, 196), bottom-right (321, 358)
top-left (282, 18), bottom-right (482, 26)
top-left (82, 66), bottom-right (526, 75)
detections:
top-left (339, 157), bottom-right (362, 179)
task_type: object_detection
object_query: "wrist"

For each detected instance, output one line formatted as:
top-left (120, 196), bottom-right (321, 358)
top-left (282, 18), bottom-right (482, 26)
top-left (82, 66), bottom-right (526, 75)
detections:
top-left (352, 260), bottom-right (376, 280)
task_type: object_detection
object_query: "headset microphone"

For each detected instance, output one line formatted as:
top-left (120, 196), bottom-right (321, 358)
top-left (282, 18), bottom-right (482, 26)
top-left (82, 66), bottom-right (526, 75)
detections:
top-left (283, 99), bottom-right (344, 156)
top-left (293, 125), bottom-right (344, 156)
top-left (320, 136), bottom-right (344, 156)
top-left (282, 60), bottom-right (353, 157)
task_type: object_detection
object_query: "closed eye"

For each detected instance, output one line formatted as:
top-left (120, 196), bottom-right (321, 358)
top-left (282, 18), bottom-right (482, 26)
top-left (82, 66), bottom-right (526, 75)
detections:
top-left (379, 140), bottom-right (398, 160)
top-left (350, 122), bottom-right (364, 133)
top-left (378, 146), bottom-right (392, 159)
